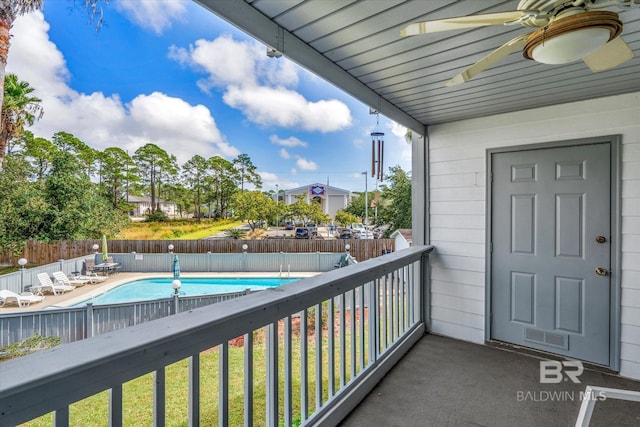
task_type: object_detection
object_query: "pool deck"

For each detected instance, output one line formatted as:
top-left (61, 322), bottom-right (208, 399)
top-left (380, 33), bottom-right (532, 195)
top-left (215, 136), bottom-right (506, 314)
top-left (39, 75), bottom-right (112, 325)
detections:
top-left (0, 272), bottom-right (319, 313)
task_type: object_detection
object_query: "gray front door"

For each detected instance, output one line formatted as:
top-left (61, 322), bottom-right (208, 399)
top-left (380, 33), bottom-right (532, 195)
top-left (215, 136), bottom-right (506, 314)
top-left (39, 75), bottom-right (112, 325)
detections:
top-left (491, 143), bottom-right (611, 366)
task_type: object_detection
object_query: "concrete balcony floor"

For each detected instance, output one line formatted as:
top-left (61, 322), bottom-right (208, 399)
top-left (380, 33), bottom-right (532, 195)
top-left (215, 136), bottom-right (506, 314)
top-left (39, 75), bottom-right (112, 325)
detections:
top-left (341, 334), bottom-right (640, 427)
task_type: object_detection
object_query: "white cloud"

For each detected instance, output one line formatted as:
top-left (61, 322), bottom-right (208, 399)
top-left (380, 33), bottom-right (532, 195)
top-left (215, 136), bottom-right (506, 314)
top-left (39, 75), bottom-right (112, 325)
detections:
top-left (389, 121), bottom-right (413, 169)
top-left (295, 156), bottom-right (317, 171)
top-left (169, 35), bottom-right (352, 132)
top-left (5, 12), bottom-right (70, 100)
top-left (114, 0), bottom-right (187, 34)
top-left (259, 171), bottom-right (298, 190)
top-left (270, 134), bottom-right (308, 148)
top-left (7, 11), bottom-right (239, 165)
top-left (279, 148), bottom-right (290, 159)
top-left (291, 168), bottom-right (297, 175)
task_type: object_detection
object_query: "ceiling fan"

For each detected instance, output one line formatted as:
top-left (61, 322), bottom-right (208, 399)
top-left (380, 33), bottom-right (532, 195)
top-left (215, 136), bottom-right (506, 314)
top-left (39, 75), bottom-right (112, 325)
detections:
top-left (400, 0), bottom-right (638, 86)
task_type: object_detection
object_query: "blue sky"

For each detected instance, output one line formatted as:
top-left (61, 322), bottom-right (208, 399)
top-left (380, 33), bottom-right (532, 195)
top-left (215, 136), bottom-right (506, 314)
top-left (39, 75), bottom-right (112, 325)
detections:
top-left (8, 0), bottom-right (411, 192)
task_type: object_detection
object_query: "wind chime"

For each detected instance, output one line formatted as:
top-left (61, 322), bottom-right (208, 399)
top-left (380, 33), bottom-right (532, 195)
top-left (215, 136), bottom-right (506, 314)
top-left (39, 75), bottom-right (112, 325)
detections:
top-left (370, 112), bottom-right (384, 181)
top-left (370, 111), bottom-right (384, 224)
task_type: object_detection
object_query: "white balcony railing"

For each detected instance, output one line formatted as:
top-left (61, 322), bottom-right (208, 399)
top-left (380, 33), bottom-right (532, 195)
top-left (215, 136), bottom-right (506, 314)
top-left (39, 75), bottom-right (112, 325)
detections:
top-left (0, 246), bottom-right (433, 426)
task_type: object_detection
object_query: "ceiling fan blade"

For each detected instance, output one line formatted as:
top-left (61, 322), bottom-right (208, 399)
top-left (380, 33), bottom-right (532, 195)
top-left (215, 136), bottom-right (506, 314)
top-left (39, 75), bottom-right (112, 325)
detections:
top-left (583, 36), bottom-right (634, 72)
top-left (445, 33), bottom-right (530, 87)
top-left (401, 11), bottom-right (527, 36)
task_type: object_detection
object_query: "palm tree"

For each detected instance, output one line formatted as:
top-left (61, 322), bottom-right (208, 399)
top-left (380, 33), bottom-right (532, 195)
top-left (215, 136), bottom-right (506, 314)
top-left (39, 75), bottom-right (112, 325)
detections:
top-left (0, 73), bottom-right (43, 165)
top-left (0, 0), bottom-right (43, 167)
top-left (0, 0), bottom-right (107, 167)
top-left (0, 2), bottom-right (43, 110)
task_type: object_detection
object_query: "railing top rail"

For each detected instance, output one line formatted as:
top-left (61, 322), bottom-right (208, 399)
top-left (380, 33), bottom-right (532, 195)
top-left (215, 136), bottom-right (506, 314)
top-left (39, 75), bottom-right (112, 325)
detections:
top-left (0, 246), bottom-right (432, 425)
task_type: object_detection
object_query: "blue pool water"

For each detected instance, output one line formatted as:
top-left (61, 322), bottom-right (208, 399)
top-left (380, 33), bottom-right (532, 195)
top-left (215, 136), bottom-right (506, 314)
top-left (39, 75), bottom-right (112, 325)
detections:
top-left (76, 277), bottom-right (299, 305)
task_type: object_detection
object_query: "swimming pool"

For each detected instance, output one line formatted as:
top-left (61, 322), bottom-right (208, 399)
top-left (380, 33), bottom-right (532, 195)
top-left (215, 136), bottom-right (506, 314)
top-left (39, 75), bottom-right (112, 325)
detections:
top-left (76, 277), bottom-right (299, 305)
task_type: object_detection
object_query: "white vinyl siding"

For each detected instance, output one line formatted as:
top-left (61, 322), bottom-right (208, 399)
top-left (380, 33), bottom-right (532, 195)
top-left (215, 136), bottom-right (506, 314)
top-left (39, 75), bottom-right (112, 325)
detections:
top-left (427, 91), bottom-right (640, 380)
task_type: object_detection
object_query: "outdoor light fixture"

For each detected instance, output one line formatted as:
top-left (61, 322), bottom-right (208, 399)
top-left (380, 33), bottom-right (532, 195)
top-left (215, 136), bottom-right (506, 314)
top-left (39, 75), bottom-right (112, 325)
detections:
top-left (172, 279), bottom-right (181, 296)
top-left (523, 11), bottom-right (622, 65)
top-left (168, 244), bottom-right (174, 253)
top-left (242, 244), bottom-right (248, 253)
top-left (345, 244), bottom-right (350, 253)
top-left (18, 258), bottom-right (27, 269)
top-left (92, 244), bottom-right (99, 253)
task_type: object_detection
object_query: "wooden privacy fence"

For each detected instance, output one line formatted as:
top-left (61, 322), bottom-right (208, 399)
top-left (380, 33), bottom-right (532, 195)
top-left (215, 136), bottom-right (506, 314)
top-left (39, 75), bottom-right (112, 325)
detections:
top-left (7, 239), bottom-right (395, 267)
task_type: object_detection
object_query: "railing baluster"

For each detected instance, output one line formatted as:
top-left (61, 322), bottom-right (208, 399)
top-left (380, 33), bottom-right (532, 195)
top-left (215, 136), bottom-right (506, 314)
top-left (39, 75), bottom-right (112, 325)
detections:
top-left (350, 290), bottom-right (356, 378)
top-left (339, 293), bottom-right (346, 388)
top-left (219, 342), bottom-right (229, 427)
top-left (386, 273), bottom-right (391, 345)
top-left (189, 354), bottom-right (200, 427)
top-left (381, 275), bottom-right (387, 352)
top-left (266, 322), bottom-right (278, 427)
top-left (284, 316), bottom-right (292, 427)
top-left (368, 280), bottom-right (377, 365)
top-left (301, 310), bottom-right (308, 422)
top-left (243, 332), bottom-right (253, 427)
top-left (394, 270), bottom-right (399, 341)
top-left (358, 285), bottom-right (365, 370)
top-left (53, 407), bottom-right (69, 427)
top-left (400, 267), bottom-right (406, 334)
top-left (109, 384), bottom-right (122, 427)
top-left (405, 265), bottom-right (411, 329)
top-left (328, 298), bottom-right (335, 397)
top-left (154, 367), bottom-right (165, 427)
top-left (315, 302), bottom-right (322, 410)
top-left (407, 264), bottom-right (413, 325)
top-left (390, 271), bottom-right (395, 341)
top-left (391, 272), bottom-right (396, 343)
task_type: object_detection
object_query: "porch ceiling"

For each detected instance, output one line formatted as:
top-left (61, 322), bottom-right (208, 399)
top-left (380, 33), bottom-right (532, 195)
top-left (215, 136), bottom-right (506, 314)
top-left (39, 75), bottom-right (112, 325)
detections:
top-left (196, 0), bottom-right (640, 134)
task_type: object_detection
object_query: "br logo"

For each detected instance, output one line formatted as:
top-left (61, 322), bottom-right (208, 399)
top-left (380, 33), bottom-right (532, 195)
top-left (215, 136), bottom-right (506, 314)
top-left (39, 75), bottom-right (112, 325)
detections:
top-left (539, 360), bottom-right (584, 384)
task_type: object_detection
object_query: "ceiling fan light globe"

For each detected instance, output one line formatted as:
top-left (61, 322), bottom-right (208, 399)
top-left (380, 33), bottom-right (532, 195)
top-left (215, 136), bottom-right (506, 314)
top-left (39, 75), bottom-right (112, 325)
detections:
top-left (531, 27), bottom-right (611, 64)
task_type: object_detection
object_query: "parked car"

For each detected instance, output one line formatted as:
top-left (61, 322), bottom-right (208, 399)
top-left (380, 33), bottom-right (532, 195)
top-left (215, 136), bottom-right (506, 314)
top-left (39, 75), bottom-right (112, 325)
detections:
top-left (357, 230), bottom-right (375, 240)
top-left (306, 223), bottom-right (318, 236)
top-left (373, 226), bottom-right (389, 239)
top-left (284, 221), bottom-right (295, 230)
top-left (339, 229), bottom-right (353, 239)
top-left (295, 227), bottom-right (311, 239)
top-left (348, 223), bottom-right (365, 233)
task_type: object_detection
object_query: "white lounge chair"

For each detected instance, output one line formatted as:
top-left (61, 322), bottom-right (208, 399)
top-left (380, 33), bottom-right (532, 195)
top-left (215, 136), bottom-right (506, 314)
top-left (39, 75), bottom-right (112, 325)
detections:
top-left (80, 260), bottom-right (108, 283)
top-left (0, 290), bottom-right (45, 308)
top-left (34, 273), bottom-right (75, 296)
top-left (77, 272), bottom-right (107, 284)
top-left (52, 271), bottom-right (90, 287)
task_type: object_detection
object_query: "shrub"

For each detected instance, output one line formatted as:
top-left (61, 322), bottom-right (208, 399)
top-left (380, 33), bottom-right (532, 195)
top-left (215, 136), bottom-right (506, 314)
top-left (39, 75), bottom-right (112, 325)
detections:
top-left (225, 228), bottom-right (247, 239)
top-left (0, 334), bottom-right (61, 361)
top-left (144, 211), bottom-right (169, 222)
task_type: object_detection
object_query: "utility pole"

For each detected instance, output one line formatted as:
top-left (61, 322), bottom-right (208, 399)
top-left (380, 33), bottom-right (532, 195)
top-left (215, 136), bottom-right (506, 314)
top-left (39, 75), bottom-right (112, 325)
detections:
top-left (362, 171), bottom-right (368, 227)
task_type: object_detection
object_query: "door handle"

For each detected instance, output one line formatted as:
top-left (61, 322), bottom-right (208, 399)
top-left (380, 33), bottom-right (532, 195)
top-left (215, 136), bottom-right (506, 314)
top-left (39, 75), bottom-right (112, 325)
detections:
top-left (595, 267), bottom-right (608, 276)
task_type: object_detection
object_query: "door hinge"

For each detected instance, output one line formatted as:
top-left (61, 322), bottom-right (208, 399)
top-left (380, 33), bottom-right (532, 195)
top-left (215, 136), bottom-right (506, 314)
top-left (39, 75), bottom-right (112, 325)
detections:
top-left (490, 242), bottom-right (493, 253)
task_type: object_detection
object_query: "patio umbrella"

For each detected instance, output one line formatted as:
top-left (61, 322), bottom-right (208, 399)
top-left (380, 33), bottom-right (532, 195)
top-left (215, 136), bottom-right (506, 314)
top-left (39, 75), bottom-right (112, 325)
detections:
top-left (172, 254), bottom-right (180, 280)
top-left (102, 234), bottom-right (109, 262)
